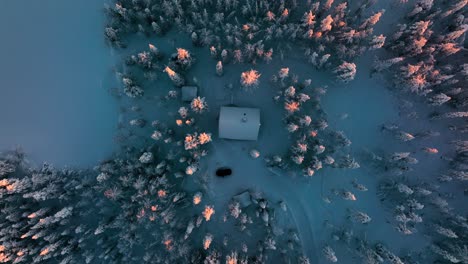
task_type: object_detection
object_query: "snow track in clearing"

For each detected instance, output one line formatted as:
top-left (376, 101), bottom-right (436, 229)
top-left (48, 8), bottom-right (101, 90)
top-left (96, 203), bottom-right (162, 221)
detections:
top-left (206, 139), bottom-right (321, 261)
top-left (264, 169), bottom-right (319, 260)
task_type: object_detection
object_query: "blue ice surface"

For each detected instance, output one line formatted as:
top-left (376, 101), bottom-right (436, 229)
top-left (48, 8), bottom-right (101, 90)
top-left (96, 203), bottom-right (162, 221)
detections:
top-left (0, 0), bottom-right (118, 167)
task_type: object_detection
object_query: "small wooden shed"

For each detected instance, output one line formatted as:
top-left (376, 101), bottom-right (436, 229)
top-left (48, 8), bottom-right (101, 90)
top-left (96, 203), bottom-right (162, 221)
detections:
top-left (218, 106), bottom-right (260, 140)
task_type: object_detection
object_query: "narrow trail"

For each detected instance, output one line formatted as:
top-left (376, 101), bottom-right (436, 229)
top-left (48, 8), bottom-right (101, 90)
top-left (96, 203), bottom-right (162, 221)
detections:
top-left (262, 169), bottom-right (320, 261)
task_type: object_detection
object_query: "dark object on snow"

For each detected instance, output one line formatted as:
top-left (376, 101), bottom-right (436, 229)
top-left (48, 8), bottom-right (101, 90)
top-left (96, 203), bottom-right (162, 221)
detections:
top-left (216, 167), bottom-right (232, 177)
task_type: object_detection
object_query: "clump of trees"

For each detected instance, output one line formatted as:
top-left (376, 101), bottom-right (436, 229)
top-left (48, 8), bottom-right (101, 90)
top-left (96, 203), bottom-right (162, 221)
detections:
top-left (104, 0), bottom-right (386, 83)
top-left (267, 68), bottom-right (356, 177)
top-left (0, 150), bottom-right (94, 263)
top-left (0, 146), bottom-right (236, 263)
top-left (376, 0), bottom-right (467, 112)
top-left (325, 222), bottom-right (406, 264)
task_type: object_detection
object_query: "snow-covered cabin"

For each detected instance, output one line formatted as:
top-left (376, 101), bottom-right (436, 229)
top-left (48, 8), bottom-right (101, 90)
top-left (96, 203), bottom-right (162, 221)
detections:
top-left (181, 86), bottom-right (197, 102)
top-left (218, 106), bottom-right (260, 140)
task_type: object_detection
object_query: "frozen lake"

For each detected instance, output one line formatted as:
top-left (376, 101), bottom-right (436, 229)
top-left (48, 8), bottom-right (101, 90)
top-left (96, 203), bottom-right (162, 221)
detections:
top-left (0, 0), bottom-right (118, 167)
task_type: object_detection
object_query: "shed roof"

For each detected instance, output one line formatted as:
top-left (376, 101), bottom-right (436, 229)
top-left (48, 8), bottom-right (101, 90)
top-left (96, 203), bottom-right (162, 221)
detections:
top-left (219, 106), bottom-right (260, 140)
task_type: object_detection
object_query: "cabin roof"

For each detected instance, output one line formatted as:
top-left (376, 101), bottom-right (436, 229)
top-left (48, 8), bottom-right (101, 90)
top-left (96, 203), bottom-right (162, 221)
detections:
top-left (218, 106), bottom-right (260, 140)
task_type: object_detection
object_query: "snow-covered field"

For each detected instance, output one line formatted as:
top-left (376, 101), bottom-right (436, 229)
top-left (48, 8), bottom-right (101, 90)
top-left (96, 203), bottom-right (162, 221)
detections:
top-left (0, 0), bottom-right (118, 167)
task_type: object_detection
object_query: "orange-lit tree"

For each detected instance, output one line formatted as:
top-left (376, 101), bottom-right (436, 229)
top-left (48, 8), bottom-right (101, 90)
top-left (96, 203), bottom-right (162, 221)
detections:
top-left (240, 69), bottom-right (261, 90)
top-left (164, 66), bottom-right (185, 87)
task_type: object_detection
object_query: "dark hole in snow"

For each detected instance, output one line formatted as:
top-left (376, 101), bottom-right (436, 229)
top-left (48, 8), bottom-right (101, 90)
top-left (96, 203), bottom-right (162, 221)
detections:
top-left (216, 167), bottom-right (232, 177)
